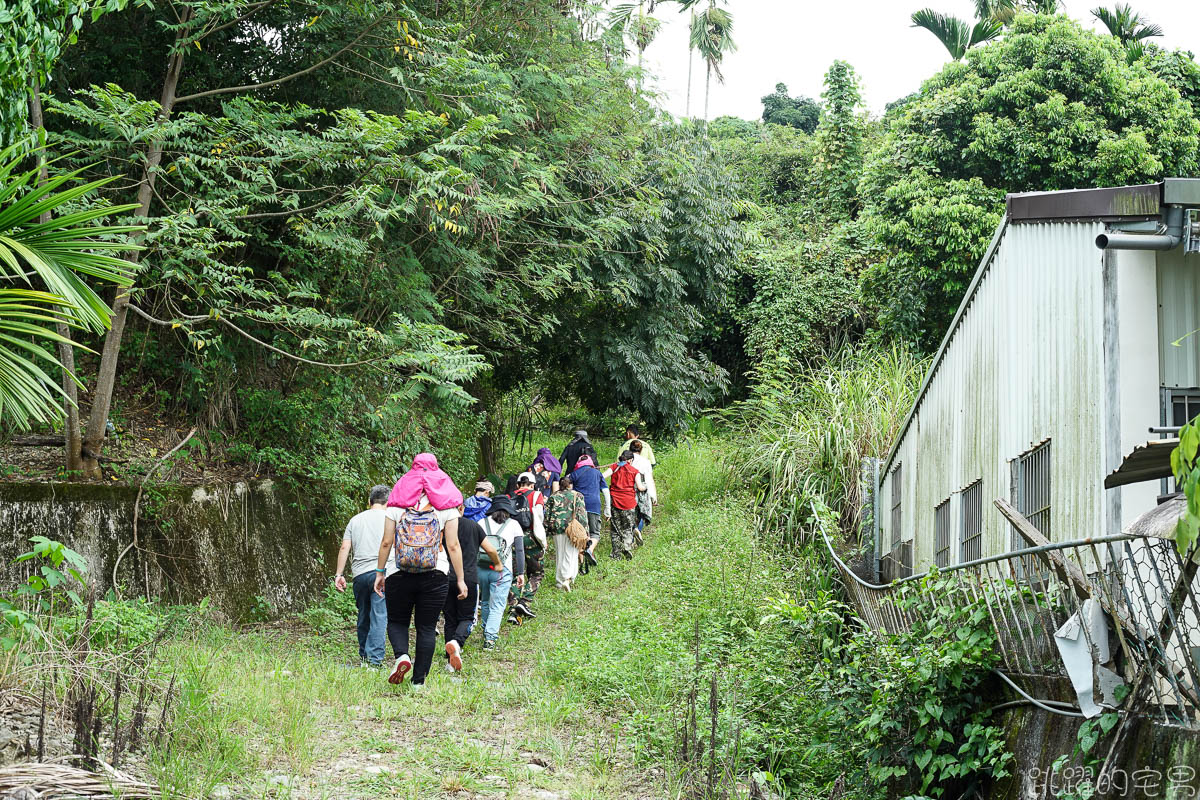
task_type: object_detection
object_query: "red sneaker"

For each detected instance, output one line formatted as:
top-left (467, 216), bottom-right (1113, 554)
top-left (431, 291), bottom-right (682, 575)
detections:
top-left (387, 654), bottom-right (412, 685)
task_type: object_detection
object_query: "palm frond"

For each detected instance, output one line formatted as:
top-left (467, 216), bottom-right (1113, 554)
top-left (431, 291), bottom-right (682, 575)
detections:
top-left (911, 8), bottom-right (971, 60)
top-left (969, 17), bottom-right (1003, 48)
top-left (0, 146), bottom-right (143, 430)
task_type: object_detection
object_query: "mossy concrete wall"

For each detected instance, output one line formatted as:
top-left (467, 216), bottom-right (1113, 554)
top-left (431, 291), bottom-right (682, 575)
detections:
top-left (987, 705), bottom-right (1200, 799)
top-left (0, 480), bottom-right (338, 621)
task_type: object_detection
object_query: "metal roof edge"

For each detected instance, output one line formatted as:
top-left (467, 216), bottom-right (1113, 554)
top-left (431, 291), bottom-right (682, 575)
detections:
top-left (1007, 183), bottom-right (1162, 221)
top-left (880, 216), bottom-right (1010, 478)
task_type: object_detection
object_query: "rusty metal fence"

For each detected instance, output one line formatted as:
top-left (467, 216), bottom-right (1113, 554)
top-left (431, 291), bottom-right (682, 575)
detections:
top-left (826, 527), bottom-right (1200, 726)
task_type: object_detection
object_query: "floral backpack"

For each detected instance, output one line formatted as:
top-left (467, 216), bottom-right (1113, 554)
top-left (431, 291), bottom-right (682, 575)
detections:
top-left (394, 508), bottom-right (442, 572)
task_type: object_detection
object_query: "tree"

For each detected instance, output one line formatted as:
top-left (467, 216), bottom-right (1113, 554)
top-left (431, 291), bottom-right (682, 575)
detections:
top-left (811, 61), bottom-right (866, 217)
top-left (910, 9), bottom-right (1001, 61)
top-left (862, 13), bottom-right (1200, 347)
top-left (41, 0), bottom-right (746, 487)
top-left (608, 1), bottom-right (663, 92)
top-left (761, 83), bottom-right (820, 133)
top-left (1092, 3), bottom-right (1162, 44)
top-left (690, 2), bottom-right (736, 122)
top-left (911, 1), bottom-right (1062, 61)
top-left (0, 146), bottom-right (140, 430)
top-left (1092, 3), bottom-right (1162, 62)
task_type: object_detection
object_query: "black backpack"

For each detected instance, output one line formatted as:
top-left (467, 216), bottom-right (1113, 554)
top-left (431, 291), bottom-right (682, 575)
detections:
top-left (504, 491), bottom-right (534, 533)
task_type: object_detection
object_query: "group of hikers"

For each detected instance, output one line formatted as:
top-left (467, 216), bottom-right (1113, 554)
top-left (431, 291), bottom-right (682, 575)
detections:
top-left (333, 425), bottom-right (658, 686)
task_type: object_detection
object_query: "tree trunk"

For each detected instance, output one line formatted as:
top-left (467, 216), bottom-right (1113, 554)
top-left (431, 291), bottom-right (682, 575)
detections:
top-left (635, 0), bottom-right (644, 95)
top-left (81, 21), bottom-right (190, 478)
top-left (685, 12), bottom-right (695, 117)
top-left (704, 62), bottom-right (711, 126)
top-left (28, 81), bottom-right (83, 473)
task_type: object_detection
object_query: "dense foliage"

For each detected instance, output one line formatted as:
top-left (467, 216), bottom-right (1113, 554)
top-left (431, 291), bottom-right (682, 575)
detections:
top-left (11, 0), bottom-right (751, 498)
top-left (760, 82), bottom-right (819, 133)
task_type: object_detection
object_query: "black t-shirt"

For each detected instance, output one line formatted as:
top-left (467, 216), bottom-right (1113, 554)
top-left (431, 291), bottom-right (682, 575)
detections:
top-left (452, 516), bottom-right (486, 584)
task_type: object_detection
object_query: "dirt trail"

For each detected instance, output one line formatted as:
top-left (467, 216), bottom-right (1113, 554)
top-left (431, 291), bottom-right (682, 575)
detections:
top-left (266, 560), bottom-right (668, 800)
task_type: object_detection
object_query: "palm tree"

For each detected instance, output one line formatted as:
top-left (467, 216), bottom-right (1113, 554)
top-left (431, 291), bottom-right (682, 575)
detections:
top-left (0, 145), bottom-right (140, 430)
top-left (913, 0), bottom-right (1059, 61)
top-left (690, 2), bottom-right (735, 123)
top-left (672, 0), bottom-right (707, 120)
top-left (911, 8), bottom-right (1002, 60)
top-left (1092, 4), bottom-right (1163, 45)
top-left (607, 1), bottom-right (663, 93)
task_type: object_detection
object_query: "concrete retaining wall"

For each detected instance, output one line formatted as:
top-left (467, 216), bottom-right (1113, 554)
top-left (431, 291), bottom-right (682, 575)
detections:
top-left (0, 480), bottom-right (338, 621)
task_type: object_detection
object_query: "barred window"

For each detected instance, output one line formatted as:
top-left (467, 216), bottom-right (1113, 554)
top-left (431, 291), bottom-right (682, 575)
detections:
top-left (1013, 441), bottom-right (1051, 540)
top-left (960, 480), bottom-right (982, 562)
top-left (935, 498), bottom-right (951, 567)
top-left (890, 463), bottom-right (902, 551)
top-left (1012, 441), bottom-right (1051, 579)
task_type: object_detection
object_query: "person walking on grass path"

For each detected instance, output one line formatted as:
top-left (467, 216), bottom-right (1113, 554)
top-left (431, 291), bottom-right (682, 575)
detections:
top-left (620, 424), bottom-right (655, 469)
top-left (333, 484), bottom-right (391, 667)
top-left (545, 472), bottom-right (588, 591)
top-left (568, 454), bottom-right (610, 569)
top-left (373, 454), bottom-right (468, 688)
top-left (443, 503), bottom-right (501, 672)
top-left (603, 450), bottom-right (646, 559)
top-left (560, 429), bottom-right (599, 475)
top-left (464, 480), bottom-right (494, 522)
top-left (529, 448), bottom-right (561, 496)
top-left (628, 439), bottom-right (655, 533)
top-left (477, 495), bottom-right (525, 650)
top-left (509, 472), bottom-right (546, 622)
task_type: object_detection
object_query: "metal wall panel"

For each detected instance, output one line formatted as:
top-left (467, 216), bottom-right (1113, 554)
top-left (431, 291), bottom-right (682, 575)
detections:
top-left (1157, 246), bottom-right (1200, 388)
top-left (879, 221), bottom-right (1108, 567)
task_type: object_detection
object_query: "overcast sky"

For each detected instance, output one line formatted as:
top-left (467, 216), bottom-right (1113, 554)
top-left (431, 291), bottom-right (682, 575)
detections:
top-left (636, 0), bottom-right (1200, 120)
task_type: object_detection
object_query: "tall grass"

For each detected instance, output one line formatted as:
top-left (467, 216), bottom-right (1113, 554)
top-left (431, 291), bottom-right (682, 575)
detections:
top-left (724, 345), bottom-right (927, 544)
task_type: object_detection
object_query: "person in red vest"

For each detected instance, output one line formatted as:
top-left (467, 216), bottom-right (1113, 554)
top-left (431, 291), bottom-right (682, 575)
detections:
top-left (602, 450), bottom-right (647, 560)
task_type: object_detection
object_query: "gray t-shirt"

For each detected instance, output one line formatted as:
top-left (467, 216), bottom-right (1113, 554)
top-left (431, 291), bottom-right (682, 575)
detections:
top-left (343, 507), bottom-right (390, 578)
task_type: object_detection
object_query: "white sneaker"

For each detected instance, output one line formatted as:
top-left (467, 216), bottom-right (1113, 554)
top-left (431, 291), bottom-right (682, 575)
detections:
top-left (445, 640), bottom-right (463, 672)
top-left (387, 654), bottom-right (411, 685)
top-left (411, 683), bottom-right (426, 692)
top-left (444, 662), bottom-right (456, 673)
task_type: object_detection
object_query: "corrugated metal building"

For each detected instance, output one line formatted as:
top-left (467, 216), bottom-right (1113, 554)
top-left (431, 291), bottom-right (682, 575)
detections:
top-left (877, 180), bottom-right (1200, 578)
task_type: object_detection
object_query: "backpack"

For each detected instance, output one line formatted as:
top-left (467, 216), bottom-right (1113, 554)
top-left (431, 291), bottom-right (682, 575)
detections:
top-left (394, 509), bottom-right (442, 573)
top-left (504, 491), bottom-right (534, 533)
top-left (479, 518), bottom-right (511, 569)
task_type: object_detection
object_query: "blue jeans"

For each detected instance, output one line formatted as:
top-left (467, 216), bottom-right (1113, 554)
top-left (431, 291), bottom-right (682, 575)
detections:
top-left (477, 566), bottom-right (513, 643)
top-left (353, 571), bottom-right (387, 664)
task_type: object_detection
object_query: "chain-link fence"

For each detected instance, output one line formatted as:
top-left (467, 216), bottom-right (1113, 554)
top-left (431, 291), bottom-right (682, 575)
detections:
top-left (827, 517), bottom-right (1200, 727)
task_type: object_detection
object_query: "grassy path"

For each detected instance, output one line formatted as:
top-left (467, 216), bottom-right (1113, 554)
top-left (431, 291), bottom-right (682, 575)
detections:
top-left (155, 439), bottom-right (734, 800)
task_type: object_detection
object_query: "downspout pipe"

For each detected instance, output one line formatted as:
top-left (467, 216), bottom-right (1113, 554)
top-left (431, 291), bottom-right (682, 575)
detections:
top-left (1096, 206), bottom-right (1185, 251)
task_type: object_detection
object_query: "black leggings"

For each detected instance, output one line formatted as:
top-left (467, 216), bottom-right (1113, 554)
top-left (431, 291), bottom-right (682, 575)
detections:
top-left (443, 574), bottom-right (478, 650)
top-left (384, 570), bottom-right (449, 684)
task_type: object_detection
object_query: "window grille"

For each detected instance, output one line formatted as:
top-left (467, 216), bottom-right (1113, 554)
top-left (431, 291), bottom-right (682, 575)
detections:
top-left (1164, 390), bottom-right (1200, 494)
top-left (960, 480), bottom-right (983, 562)
top-left (1169, 390), bottom-right (1200, 428)
top-left (1012, 441), bottom-right (1051, 578)
top-left (881, 464), bottom-right (909, 580)
top-left (935, 498), bottom-right (951, 567)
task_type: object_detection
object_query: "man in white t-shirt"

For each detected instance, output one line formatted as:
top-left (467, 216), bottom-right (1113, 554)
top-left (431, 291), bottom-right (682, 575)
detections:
top-left (334, 485), bottom-right (391, 666)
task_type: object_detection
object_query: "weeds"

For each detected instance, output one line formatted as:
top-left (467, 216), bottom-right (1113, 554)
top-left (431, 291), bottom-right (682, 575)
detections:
top-left (723, 345), bottom-right (926, 544)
